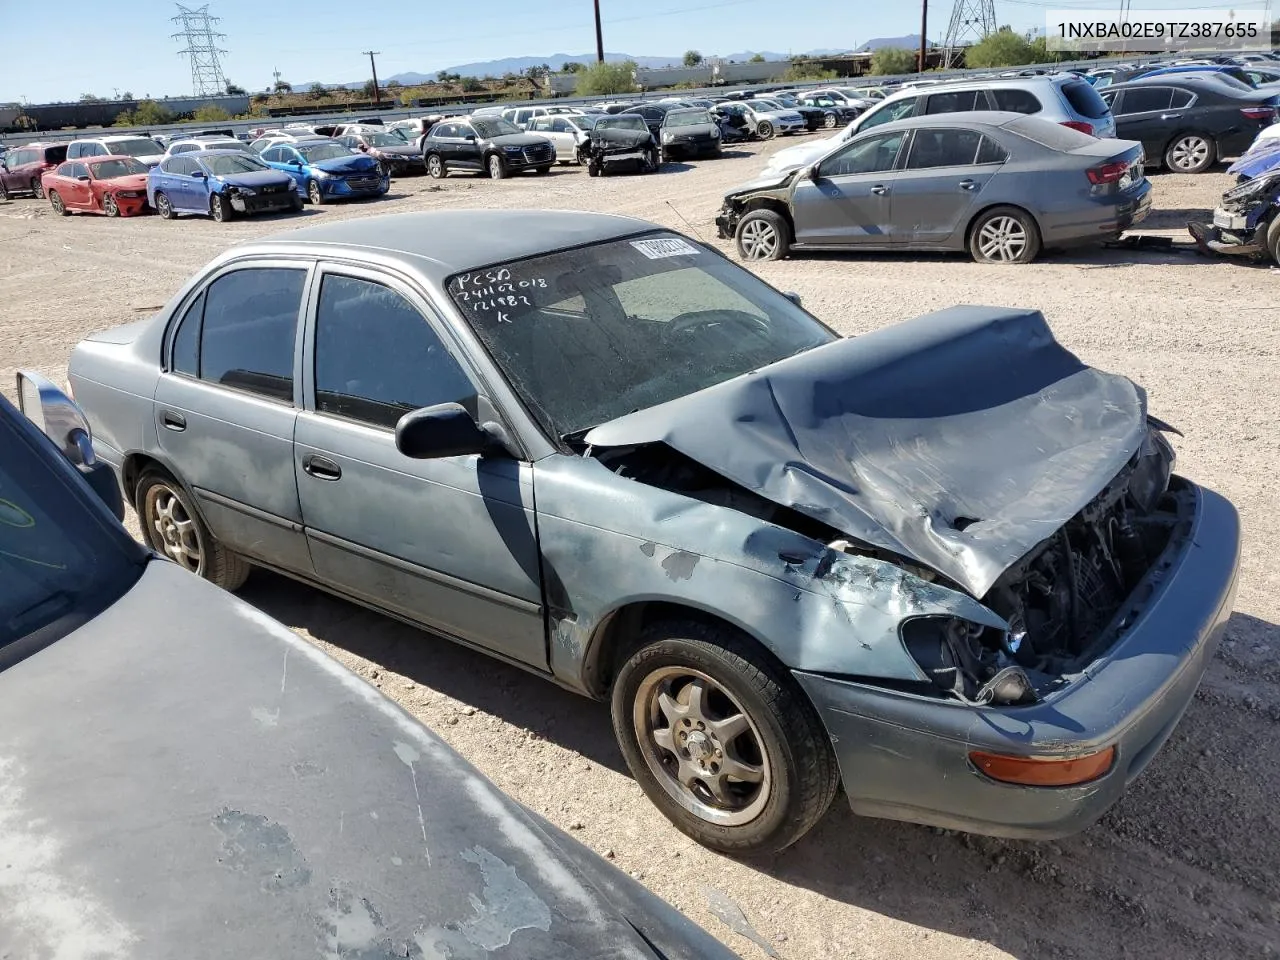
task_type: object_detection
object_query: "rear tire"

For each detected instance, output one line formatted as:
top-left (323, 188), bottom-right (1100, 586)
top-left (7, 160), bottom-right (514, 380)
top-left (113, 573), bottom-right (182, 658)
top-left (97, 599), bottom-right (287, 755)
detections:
top-left (1164, 133), bottom-right (1216, 173)
top-left (610, 621), bottom-right (839, 856)
top-left (735, 209), bottom-right (790, 261)
top-left (968, 205), bottom-right (1041, 264)
top-left (49, 190), bottom-right (68, 216)
top-left (1, 179), bottom-right (11, 201)
top-left (136, 469), bottom-right (251, 591)
top-left (31, 177), bottom-right (44, 199)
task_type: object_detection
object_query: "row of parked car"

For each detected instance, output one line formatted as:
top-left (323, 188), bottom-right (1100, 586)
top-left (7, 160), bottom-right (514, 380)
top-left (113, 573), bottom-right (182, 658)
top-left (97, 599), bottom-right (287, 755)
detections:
top-left (712, 71), bottom-right (1280, 264)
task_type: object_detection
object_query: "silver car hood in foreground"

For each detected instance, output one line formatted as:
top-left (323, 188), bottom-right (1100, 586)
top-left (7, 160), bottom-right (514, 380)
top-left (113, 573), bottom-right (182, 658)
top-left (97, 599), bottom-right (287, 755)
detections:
top-left (0, 560), bottom-right (737, 960)
top-left (585, 306), bottom-right (1149, 598)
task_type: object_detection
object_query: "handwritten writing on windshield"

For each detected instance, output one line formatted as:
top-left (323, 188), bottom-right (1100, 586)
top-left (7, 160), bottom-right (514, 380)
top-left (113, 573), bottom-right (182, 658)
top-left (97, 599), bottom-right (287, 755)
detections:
top-left (455, 269), bottom-right (548, 323)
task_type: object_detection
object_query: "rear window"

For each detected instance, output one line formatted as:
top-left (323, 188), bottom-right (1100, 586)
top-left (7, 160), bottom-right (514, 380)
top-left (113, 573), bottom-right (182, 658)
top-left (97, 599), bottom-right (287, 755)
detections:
top-left (42, 145), bottom-right (68, 164)
top-left (1061, 79), bottom-right (1111, 119)
top-left (1006, 115), bottom-right (1098, 150)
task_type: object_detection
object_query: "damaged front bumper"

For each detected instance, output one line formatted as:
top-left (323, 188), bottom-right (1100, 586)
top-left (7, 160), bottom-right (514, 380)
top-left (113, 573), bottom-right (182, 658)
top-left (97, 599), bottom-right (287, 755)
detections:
top-left (794, 481), bottom-right (1240, 840)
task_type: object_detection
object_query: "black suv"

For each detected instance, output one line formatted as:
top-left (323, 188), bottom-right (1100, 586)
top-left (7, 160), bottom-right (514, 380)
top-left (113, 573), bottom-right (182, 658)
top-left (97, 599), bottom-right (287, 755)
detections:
top-left (422, 116), bottom-right (555, 180)
top-left (1101, 75), bottom-right (1279, 173)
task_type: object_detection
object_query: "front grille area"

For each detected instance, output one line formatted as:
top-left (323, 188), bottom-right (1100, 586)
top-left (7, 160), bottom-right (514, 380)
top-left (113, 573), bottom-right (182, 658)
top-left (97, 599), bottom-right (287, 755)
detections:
top-left (345, 174), bottom-right (381, 190)
top-left (260, 183), bottom-right (288, 194)
top-left (521, 144), bottom-right (553, 165)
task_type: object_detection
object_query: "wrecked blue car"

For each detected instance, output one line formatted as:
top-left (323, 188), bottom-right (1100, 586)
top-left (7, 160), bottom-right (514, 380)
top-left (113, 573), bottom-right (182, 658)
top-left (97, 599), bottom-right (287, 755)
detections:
top-left (1188, 144), bottom-right (1280, 262)
top-left (62, 210), bottom-right (1240, 855)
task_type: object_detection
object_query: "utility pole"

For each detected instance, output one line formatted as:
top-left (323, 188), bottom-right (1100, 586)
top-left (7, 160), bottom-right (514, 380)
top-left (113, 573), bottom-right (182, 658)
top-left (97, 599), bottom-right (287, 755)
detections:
top-left (593, 0), bottom-right (605, 63)
top-left (363, 50), bottom-right (382, 104)
top-left (918, 0), bottom-right (928, 72)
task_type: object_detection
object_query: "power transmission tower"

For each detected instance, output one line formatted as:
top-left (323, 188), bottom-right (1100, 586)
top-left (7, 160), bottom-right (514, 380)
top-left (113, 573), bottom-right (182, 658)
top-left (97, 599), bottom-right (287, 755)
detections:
top-left (941, 0), bottom-right (998, 68)
top-left (171, 4), bottom-right (228, 98)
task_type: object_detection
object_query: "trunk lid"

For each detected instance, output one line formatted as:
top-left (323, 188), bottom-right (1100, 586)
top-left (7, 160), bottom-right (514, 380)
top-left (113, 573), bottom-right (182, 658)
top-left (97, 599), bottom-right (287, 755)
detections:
top-left (585, 306), bottom-right (1149, 598)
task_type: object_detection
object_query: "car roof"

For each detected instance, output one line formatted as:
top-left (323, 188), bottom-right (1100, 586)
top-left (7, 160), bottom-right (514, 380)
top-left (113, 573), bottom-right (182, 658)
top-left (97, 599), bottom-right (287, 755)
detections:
top-left (866, 110), bottom-right (1027, 134)
top-left (1110, 74), bottom-right (1249, 93)
top-left (252, 210), bottom-right (658, 278)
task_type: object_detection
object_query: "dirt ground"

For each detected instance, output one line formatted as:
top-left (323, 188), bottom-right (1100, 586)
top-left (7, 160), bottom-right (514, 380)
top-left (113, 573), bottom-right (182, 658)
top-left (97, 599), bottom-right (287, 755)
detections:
top-left (2, 134), bottom-right (1278, 960)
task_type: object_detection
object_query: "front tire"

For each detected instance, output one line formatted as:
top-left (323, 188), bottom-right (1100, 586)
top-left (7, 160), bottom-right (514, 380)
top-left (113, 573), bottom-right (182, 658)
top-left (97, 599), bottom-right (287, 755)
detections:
top-left (49, 190), bottom-right (68, 216)
top-left (308, 179), bottom-right (325, 205)
top-left (756, 120), bottom-right (775, 140)
top-left (487, 154), bottom-right (507, 179)
top-left (534, 165), bottom-right (551, 175)
top-left (611, 621), bottom-right (839, 855)
top-left (1164, 133), bottom-right (1216, 173)
top-left (735, 209), bottom-right (790, 261)
top-left (823, 112), bottom-right (839, 129)
top-left (103, 193), bottom-right (120, 217)
top-left (136, 470), bottom-right (250, 590)
top-left (968, 205), bottom-right (1041, 264)
top-left (155, 191), bottom-right (175, 220)
top-left (210, 192), bottom-right (231, 222)
top-left (1267, 215), bottom-right (1280, 266)
top-left (427, 154), bottom-right (446, 179)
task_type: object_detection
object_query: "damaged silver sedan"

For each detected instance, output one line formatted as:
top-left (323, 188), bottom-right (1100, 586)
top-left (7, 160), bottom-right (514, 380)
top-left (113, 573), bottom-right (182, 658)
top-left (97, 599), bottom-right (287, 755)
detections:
top-left (66, 210), bottom-right (1241, 855)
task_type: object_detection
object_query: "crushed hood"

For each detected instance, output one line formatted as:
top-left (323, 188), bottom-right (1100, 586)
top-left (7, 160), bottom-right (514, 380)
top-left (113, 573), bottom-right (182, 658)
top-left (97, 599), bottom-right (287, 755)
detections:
top-left (585, 306), bottom-right (1149, 598)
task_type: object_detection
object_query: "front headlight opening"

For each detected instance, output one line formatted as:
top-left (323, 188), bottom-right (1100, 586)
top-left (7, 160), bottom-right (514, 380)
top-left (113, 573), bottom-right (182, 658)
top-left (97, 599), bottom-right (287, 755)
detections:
top-left (900, 616), bottom-right (1037, 707)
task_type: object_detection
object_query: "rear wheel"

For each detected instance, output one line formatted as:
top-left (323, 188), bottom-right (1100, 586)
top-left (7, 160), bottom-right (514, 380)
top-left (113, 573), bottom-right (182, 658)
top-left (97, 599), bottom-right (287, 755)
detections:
top-left (735, 209), bottom-right (790, 261)
top-left (427, 154), bottom-right (446, 179)
top-left (210, 192), bottom-right (231, 222)
top-left (1164, 133), bottom-right (1215, 173)
top-left (136, 470), bottom-right (250, 590)
top-left (611, 621), bottom-right (839, 855)
top-left (487, 154), bottom-right (507, 179)
top-left (969, 205), bottom-right (1041, 264)
top-left (48, 190), bottom-right (68, 216)
top-left (0, 179), bottom-right (10, 201)
top-left (103, 193), bottom-right (120, 217)
top-left (155, 191), bottom-right (175, 220)
top-left (756, 120), bottom-right (775, 140)
top-left (31, 177), bottom-right (44, 199)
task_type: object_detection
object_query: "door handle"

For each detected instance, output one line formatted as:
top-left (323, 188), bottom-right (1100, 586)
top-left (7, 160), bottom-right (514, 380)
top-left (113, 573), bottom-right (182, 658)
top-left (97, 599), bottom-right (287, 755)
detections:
top-left (302, 454), bottom-right (342, 481)
top-left (958, 179), bottom-right (977, 190)
top-left (870, 185), bottom-right (889, 195)
top-left (160, 410), bottom-right (186, 431)
top-left (1159, 113), bottom-right (1182, 120)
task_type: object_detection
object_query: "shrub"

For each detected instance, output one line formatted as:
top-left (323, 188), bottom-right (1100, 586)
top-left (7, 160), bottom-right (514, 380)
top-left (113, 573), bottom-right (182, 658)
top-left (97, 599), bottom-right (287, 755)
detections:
top-left (576, 60), bottom-right (638, 96)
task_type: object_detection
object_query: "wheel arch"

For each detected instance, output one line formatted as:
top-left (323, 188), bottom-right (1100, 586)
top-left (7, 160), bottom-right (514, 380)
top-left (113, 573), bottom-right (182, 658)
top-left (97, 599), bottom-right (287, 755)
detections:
top-left (964, 201), bottom-right (1042, 247)
top-left (739, 196), bottom-right (794, 229)
top-left (1159, 128), bottom-right (1216, 168)
top-left (122, 451), bottom-right (207, 523)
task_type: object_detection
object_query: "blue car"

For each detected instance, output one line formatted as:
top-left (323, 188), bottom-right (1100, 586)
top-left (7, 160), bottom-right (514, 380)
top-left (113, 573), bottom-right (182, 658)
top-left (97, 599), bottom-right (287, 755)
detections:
top-left (259, 138), bottom-right (389, 205)
top-left (147, 150), bottom-right (300, 222)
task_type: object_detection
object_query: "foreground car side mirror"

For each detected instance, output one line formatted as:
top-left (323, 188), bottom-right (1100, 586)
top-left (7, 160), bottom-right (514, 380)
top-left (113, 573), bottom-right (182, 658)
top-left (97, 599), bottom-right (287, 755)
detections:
top-left (16, 370), bottom-right (124, 519)
top-left (806, 165), bottom-right (821, 183)
top-left (782, 291), bottom-right (803, 307)
top-left (395, 403), bottom-right (509, 460)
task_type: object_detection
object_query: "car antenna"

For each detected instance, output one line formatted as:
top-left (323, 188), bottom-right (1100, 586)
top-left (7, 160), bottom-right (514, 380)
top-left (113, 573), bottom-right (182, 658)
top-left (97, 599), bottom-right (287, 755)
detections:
top-left (665, 199), bottom-right (707, 243)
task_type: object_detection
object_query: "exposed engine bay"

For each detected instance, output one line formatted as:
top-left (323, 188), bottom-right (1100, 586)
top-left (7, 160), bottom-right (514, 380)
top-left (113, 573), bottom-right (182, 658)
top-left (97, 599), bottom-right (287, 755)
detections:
top-left (592, 423), bottom-right (1187, 707)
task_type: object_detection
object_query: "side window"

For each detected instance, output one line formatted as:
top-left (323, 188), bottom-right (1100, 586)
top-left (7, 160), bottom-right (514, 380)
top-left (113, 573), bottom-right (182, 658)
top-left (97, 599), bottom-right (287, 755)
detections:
top-left (860, 97), bottom-right (917, 130)
top-left (262, 146), bottom-right (283, 162)
top-left (904, 129), bottom-right (984, 169)
top-left (975, 135), bottom-right (1009, 164)
top-left (990, 88), bottom-right (1042, 113)
top-left (314, 274), bottom-right (475, 430)
top-left (170, 291), bottom-right (205, 377)
top-left (1117, 86), bottom-right (1173, 114)
top-left (1170, 89), bottom-right (1194, 108)
top-left (67, 144), bottom-right (82, 160)
top-left (820, 131), bottom-right (907, 177)
top-left (87, 144), bottom-right (105, 157)
top-left (54, 162), bottom-right (73, 176)
top-left (199, 268), bottom-right (306, 403)
top-left (552, 119), bottom-right (570, 133)
top-left (924, 89), bottom-right (988, 114)
top-left (1100, 91), bottom-right (1117, 109)
top-left (530, 118), bottom-right (550, 132)
top-left (69, 162), bottom-right (90, 179)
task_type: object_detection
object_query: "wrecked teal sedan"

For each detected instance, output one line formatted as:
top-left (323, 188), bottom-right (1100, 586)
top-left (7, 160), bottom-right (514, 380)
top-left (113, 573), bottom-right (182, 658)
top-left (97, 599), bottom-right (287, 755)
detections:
top-left (63, 210), bottom-right (1240, 854)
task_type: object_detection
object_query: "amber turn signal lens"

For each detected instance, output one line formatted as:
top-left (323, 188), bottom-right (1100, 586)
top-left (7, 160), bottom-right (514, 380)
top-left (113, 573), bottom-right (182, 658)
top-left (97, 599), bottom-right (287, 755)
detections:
top-left (969, 746), bottom-right (1115, 787)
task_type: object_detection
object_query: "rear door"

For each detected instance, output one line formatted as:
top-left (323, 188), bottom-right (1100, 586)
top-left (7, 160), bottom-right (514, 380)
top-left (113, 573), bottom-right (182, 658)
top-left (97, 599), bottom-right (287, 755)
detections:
top-left (1108, 86), bottom-right (1177, 156)
top-left (152, 263), bottom-right (314, 574)
top-left (789, 129), bottom-right (908, 246)
top-left (890, 128), bottom-right (1006, 245)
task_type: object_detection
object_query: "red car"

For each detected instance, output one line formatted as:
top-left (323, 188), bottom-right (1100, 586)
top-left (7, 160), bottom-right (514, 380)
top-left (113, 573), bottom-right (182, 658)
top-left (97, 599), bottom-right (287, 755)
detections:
top-left (41, 156), bottom-right (151, 217)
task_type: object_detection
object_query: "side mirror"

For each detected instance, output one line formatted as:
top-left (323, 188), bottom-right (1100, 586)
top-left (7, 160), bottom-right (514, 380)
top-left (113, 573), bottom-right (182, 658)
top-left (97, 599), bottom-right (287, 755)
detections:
top-left (464, 135), bottom-right (477, 142)
top-left (192, 170), bottom-right (207, 179)
top-left (77, 174), bottom-right (91, 181)
top-left (806, 164), bottom-right (821, 182)
top-left (782, 291), bottom-right (803, 307)
top-left (395, 403), bottom-right (507, 460)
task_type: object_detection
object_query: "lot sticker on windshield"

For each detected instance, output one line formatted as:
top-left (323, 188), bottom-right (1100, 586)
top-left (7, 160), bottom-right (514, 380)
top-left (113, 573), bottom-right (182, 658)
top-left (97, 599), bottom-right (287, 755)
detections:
top-left (455, 269), bottom-right (549, 323)
top-left (631, 237), bottom-right (700, 260)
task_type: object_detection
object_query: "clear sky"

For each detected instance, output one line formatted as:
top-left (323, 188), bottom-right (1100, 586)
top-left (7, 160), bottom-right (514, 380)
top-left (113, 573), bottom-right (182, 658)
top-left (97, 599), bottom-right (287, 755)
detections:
top-left (2, 0), bottom-right (1268, 104)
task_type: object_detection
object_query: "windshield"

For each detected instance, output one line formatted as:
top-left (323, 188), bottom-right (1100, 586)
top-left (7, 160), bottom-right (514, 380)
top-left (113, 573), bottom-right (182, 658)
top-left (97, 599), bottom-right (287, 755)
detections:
top-left (446, 233), bottom-right (835, 438)
top-left (664, 109), bottom-right (712, 127)
top-left (297, 141), bottom-right (356, 162)
top-left (107, 138), bottom-right (162, 158)
top-left (201, 154), bottom-right (271, 175)
top-left (597, 115), bottom-right (647, 132)
top-left (366, 133), bottom-right (404, 147)
top-left (202, 140), bottom-right (250, 152)
top-left (90, 157), bottom-right (148, 179)
top-left (0, 404), bottom-right (143, 654)
top-left (473, 118), bottom-right (522, 138)
top-left (566, 115), bottom-right (598, 131)
top-left (746, 100), bottom-right (778, 111)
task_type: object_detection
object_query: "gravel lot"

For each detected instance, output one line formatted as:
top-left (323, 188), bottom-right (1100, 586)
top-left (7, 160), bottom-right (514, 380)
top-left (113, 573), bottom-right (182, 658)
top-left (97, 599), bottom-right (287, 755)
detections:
top-left (2, 134), bottom-right (1277, 960)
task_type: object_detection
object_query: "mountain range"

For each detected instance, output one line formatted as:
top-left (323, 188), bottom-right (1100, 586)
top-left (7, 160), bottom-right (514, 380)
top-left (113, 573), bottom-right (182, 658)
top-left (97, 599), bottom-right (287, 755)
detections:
top-left (296, 48), bottom-right (856, 90)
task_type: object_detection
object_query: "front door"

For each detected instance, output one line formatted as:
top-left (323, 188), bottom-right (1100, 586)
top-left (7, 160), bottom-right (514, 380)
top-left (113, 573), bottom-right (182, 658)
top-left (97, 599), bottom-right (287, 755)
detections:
top-left (889, 128), bottom-right (1002, 245)
top-left (152, 262), bottom-right (314, 574)
top-left (789, 129), bottom-right (907, 246)
top-left (294, 266), bottom-right (546, 667)
top-left (452, 122), bottom-right (483, 169)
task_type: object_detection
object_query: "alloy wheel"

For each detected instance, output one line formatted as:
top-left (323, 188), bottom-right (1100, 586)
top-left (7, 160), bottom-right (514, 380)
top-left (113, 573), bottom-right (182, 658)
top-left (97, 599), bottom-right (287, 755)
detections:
top-left (824, 113), bottom-right (838, 129)
top-left (428, 155), bottom-right (443, 178)
top-left (49, 191), bottom-right (65, 215)
top-left (739, 218), bottom-right (779, 260)
top-left (103, 193), bottom-right (119, 217)
top-left (1169, 136), bottom-right (1210, 172)
top-left (976, 215), bottom-right (1028, 262)
top-left (32, 177), bottom-right (44, 199)
top-left (308, 180), bottom-right (323, 205)
top-left (156, 193), bottom-right (173, 219)
top-left (632, 667), bottom-right (771, 826)
top-left (144, 484), bottom-right (203, 574)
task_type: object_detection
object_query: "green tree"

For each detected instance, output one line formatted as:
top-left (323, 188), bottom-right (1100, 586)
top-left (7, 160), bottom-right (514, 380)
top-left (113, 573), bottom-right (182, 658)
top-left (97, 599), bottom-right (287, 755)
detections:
top-left (683, 50), bottom-right (704, 67)
top-left (749, 53), bottom-right (766, 63)
top-left (437, 70), bottom-right (451, 82)
top-left (80, 92), bottom-right (105, 102)
top-left (460, 76), bottom-right (486, 93)
top-left (308, 82), bottom-right (328, 100)
top-left (112, 110), bottom-right (136, 127)
top-left (273, 80), bottom-right (292, 94)
top-left (119, 91), bottom-right (134, 100)
top-left (1027, 36), bottom-right (1067, 63)
top-left (224, 81), bottom-right (247, 95)
top-left (561, 61), bottom-right (586, 73)
top-left (870, 47), bottom-right (916, 75)
top-left (193, 104), bottom-right (231, 122)
top-left (965, 27), bottom-right (1035, 68)
top-left (783, 64), bottom-right (837, 82)
top-left (362, 79), bottom-right (378, 98)
top-left (576, 59), bottom-right (637, 95)
top-left (133, 100), bottom-right (172, 125)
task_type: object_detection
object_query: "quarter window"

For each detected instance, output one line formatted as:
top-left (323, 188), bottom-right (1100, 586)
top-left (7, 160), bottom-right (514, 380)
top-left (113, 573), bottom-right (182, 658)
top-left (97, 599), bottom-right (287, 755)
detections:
top-left (819, 131), bottom-right (906, 177)
top-left (198, 268), bottom-right (305, 403)
top-left (314, 274), bottom-right (475, 429)
top-left (1171, 89), bottom-right (1194, 108)
top-left (904, 129), bottom-right (985, 169)
top-left (976, 135), bottom-right (1009, 164)
top-left (990, 88), bottom-right (1042, 113)
top-left (171, 291), bottom-right (204, 377)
